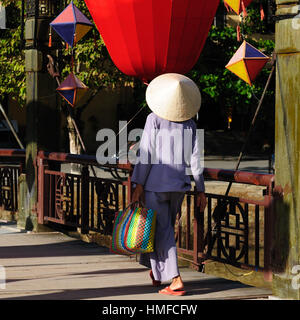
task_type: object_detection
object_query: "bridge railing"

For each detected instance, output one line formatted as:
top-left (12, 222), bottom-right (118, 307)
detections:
top-left (0, 149), bottom-right (25, 215)
top-left (36, 151), bottom-right (133, 235)
top-left (177, 168), bottom-right (274, 281)
top-left (0, 149), bottom-right (275, 280)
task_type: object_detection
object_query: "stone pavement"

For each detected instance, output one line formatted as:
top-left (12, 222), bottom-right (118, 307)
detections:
top-left (0, 221), bottom-right (272, 300)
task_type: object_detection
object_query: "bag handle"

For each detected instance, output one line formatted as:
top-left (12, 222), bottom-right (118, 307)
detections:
top-left (123, 200), bottom-right (146, 212)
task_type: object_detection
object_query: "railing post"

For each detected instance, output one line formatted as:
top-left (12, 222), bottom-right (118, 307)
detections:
top-left (13, 167), bottom-right (18, 212)
top-left (37, 154), bottom-right (48, 225)
top-left (264, 185), bottom-right (274, 282)
top-left (81, 165), bottom-right (89, 234)
top-left (193, 188), bottom-right (204, 271)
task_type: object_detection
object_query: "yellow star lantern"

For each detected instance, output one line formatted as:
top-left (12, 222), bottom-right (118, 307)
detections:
top-left (225, 41), bottom-right (269, 86)
top-left (224, 0), bottom-right (253, 15)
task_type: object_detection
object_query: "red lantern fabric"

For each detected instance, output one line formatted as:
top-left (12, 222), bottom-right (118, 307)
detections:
top-left (84, 0), bottom-right (220, 82)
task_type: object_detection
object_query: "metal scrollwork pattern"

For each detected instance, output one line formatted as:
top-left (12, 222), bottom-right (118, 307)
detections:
top-left (94, 180), bottom-right (119, 235)
top-left (55, 175), bottom-right (73, 221)
top-left (216, 201), bottom-right (248, 265)
top-left (0, 167), bottom-right (14, 211)
top-left (207, 196), bottom-right (250, 267)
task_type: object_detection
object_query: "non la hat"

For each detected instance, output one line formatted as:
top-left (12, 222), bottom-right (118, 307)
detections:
top-left (145, 73), bottom-right (201, 122)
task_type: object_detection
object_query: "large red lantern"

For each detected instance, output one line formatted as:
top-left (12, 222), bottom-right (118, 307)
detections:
top-left (84, 0), bottom-right (220, 82)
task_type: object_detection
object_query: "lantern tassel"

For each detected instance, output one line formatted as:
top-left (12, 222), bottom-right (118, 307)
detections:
top-left (74, 33), bottom-right (77, 46)
top-left (241, 0), bottom-right (247, 18)
top-left (237, 25), bottom-right (242, 42)
top-left (142, 78), bottom-right (149, 86)
top-left (260, 3), bottom-right (265, 21)
top-left (48, 27), bottom-right (52, 48)
top-left (224, 2), bottom-right (230, 12)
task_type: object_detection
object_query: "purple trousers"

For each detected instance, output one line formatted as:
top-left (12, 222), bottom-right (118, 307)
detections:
top-left (139, 191), bottom-right (185, 282)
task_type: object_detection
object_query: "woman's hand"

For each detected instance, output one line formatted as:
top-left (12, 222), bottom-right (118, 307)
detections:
top-left (197, 192), bottom-right (207, 212)
top-left (131, 184), bottom-right (145, 204)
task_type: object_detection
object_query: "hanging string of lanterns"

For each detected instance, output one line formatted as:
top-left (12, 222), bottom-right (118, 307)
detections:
top-left (49, 0), bottom-right (271, 105)
top-left (224, 0), bottom-right (270, 86)
top-left (49, 1), bottom-right (92, 107)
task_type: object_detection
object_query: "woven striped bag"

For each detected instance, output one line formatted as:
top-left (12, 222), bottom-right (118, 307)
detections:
top-left (125, 205), bottom-right (156, 253)
top-left (111, 202), bottom-right (157, 255)
top-left (111, 206), bottom-right (134, 255)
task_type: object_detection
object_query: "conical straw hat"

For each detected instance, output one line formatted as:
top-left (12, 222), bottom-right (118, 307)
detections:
top-left (146, 73), bottom-right (201, 122)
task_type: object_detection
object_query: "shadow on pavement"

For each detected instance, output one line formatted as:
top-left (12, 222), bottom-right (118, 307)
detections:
top-left (4, 267), bottom-right (147, 285)
top-left (0, 240), bottom-right (110, 259)
top-left (2, 277), bottom-right (249, 300)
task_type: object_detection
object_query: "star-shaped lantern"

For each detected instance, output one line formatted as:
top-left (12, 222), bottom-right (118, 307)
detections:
top-left (50, 1), bottom-right (93, 48)
top-left (226, 41), bottom-right (269, 86)
top-left (56, 73), bottom-right (88, 107)
top-left (224, 0), bottom-right (253, 15)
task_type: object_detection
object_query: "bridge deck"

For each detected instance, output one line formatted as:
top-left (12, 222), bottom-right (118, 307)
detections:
top-left (0, 221), bottom-right (271, 300)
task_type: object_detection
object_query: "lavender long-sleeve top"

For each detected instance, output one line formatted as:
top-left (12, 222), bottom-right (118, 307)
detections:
top-left (131, 112), bottom-right (205, 193)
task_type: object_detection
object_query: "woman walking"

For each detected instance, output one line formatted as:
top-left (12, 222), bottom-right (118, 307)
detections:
top-left (131, 73), bottom-right (207, 296)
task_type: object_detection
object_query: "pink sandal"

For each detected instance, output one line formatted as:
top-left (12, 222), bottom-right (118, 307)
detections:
top-left (159, 286), bottom-right (186, 296)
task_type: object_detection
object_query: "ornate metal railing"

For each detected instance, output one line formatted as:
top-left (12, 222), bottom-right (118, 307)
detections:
top-left (0, 148), bottom-right (275, 279)
top-left (176, 168), bottom-right (274, 281)
top-left (35, 151), bottom-right (275, 279)
top-left (37, 151), bottom-right (132, 234)
top-left (0, 149), bottom-right (274, 280)
top-left (0, 149), bottom-right (25, 214)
